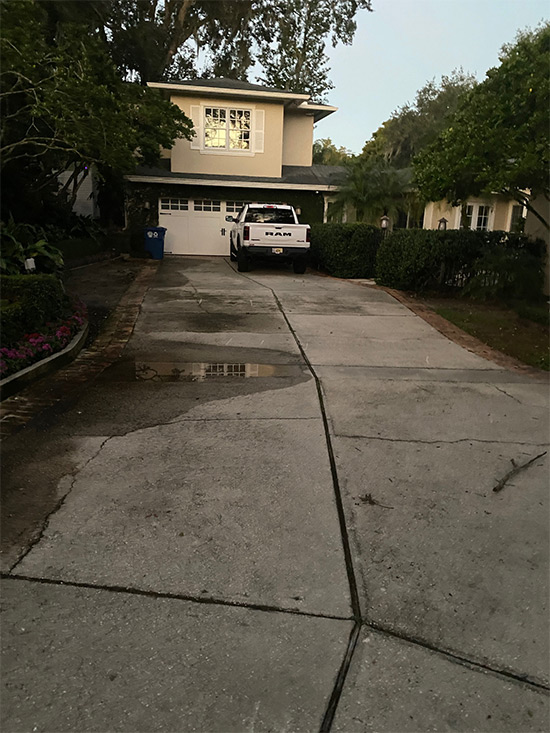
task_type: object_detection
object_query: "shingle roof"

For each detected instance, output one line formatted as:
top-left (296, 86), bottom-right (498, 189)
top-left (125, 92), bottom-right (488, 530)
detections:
top-left (152, 77), bottom-right (293, 95)
top-left (130, 164), bottom-right (346, 189)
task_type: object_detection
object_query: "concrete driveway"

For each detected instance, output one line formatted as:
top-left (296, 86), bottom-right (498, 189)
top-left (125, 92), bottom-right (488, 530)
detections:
top-left (2, 257), bottom-right (548, 732)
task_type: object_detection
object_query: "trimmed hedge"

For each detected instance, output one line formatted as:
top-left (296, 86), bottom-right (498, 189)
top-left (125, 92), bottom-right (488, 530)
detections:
top-left (376, 229), bottom-right (545, 300)
top-left (309, 223), bottom-right (384, 278)
top-left (56, 236), bottom-right (109, 262)
top-left (1, 274), bottom-right (67, 347)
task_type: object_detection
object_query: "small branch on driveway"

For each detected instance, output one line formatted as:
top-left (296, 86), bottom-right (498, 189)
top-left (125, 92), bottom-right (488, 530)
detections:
top-left (493, 451), bottom-right (547, 493)
top-left (357, 493), bottom-right (394, 509)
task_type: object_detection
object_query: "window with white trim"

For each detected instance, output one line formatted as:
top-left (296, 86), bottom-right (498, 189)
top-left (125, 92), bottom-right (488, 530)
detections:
top-left (160, 198), bottom-right (188, 211)
top-left (461, 203), bottom-right (491, 231)
top-left (204, 107), bottom-right (251, 150)
top-left (205, 363), bottom-right (247, 378)
top-left (226, 201), bottom-right (248, 213)
top-left (194, 199), bottom-right (221, 212)
top-left (475, 205), bottom-right (490, 231)
top-left (510, 204), bottom-right (525, 233)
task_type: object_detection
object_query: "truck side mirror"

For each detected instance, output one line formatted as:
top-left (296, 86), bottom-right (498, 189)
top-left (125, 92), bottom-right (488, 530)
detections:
top-left (225, 215), bottom-right (234, 222)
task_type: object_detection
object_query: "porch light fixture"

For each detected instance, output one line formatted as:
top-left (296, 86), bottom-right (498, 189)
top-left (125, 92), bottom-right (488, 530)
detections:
top-left (380, 215), bottom-right (390, 230)
top-left (438, 217), bottom-right (448, 230)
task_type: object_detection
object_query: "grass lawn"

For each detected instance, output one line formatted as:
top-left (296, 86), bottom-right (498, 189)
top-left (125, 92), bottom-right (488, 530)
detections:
top-left (419, 296), bottom-right (549, 371)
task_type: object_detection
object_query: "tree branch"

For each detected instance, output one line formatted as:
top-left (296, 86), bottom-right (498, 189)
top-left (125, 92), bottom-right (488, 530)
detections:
top-left (493, 451), bottom-right (547, 493)
top-left (509, 190), bottom-right (550, 230)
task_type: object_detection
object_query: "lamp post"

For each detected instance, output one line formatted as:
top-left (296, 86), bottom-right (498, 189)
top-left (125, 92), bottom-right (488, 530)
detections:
top-left (380, 215), bottom-right (390, 236)
top-left (438, 217), bottom-right (448, 230)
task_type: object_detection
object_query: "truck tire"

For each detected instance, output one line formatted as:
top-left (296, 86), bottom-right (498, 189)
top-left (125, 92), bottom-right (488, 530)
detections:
top-left (292, 258), bottom-right (307, 275)
top-left (237, 246), bottom-right (250, 272)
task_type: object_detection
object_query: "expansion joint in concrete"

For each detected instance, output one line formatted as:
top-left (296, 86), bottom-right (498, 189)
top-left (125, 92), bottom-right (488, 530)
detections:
top-left (226, 261), bottom-right (365, 733)
top-left (366, 621), bottom-right (550, 693)
top-left (0, 573), bottom-right (353, 623)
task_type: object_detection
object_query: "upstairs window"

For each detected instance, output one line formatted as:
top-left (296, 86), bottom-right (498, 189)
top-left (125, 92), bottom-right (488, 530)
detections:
top-left (204, 107), bottom-right (251, 151)
top-left (190, 106), bottom-right (264, 154)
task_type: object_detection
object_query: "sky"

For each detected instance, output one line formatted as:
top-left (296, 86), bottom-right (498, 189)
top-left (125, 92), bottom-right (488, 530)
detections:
top-left (317, 0), bottom-right (549, 154)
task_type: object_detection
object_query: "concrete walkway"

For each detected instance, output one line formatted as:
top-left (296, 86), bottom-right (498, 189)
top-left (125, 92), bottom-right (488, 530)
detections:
top-left (1, 257), bottom-right (548, 732)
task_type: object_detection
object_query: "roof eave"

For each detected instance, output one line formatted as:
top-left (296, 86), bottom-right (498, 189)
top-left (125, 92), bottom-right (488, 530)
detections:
top-left (147, 81), bottom-right (310, 103)
top-left (125, 173), bottom-right (340, 192)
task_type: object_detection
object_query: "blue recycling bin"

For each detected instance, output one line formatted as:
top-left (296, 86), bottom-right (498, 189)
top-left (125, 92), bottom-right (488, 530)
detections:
top-left (144, 227), bottom-right (167, 260)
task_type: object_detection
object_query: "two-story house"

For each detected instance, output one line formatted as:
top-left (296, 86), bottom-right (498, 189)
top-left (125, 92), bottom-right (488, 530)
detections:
top-left (125, 78), bottom-right (345, 256)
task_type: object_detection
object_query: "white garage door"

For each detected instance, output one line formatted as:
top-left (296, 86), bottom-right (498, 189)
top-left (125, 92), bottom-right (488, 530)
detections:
top-left (159, 198), bottom-right (246, 256)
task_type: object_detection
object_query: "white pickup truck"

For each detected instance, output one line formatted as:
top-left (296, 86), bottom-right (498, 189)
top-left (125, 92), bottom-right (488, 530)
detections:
top-left (228, 203), bottom-right (310, 274)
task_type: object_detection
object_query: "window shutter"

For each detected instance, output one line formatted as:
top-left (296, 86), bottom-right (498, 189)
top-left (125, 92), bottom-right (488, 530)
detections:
top-left (190, 105), bottom-right (202, 150)
top-left (254, 109), bottom-right (265, 153)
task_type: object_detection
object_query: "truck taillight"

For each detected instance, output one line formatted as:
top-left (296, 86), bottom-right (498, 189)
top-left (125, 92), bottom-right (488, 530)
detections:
top-left (306, 229), bottom-right (310, 242)
top-left (243, 226), bottom-right (250, 241)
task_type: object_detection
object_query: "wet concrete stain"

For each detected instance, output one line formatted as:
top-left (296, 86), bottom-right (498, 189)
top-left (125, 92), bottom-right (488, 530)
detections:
top-left (1, 431), bottom-right (83, 570)
top-left (0, 347), bottom-right (312, 566)
top-left (135, 361), bottom-right (303, 382)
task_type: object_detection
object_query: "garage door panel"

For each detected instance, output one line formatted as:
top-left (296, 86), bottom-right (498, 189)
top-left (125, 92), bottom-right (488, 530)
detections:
top-left (159, 198), bottom-right (230, 256)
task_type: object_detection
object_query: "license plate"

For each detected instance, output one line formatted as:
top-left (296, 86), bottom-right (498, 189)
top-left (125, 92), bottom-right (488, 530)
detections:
top-left (272, 247), bottom-right (284, 254)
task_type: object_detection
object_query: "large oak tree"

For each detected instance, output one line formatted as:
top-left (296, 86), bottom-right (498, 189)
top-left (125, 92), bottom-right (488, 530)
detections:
top-left (414, 25), bottom-right (550, 229)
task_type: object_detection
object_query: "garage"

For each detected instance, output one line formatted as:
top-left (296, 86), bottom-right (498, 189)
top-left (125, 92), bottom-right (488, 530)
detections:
top-left (159, 197), bottom-right (246, 256)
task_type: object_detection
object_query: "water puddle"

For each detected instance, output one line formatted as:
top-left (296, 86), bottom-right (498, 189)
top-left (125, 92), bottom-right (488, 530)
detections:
top-left (135, 362), bottom-right (302, 382)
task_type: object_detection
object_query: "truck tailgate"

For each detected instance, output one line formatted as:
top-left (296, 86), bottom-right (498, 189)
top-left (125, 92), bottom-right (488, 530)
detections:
top-left (247, 223), bottom-right (309, 248)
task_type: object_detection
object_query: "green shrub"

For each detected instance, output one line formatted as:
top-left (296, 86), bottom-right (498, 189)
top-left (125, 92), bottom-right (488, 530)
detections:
top-left (463, 249), bottom-right (543, 301)
top-left (0, 274), bottom-right (68, 347)
top-left (0, 302), bottom-right (25, 347)
top-left (310, 223), bottom-right (383, 278)
top-left (56, 237), bottom-right (108, 262)
top-left (511, 301), bottom-right (550, 326)
top-left (376, 229), bottom-right (545, 300)
top-left (0, 217), bottom-right (64, 274)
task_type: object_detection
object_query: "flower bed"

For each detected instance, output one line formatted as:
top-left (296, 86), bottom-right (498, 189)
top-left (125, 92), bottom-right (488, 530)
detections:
top-left (0, 301), bottom-right (87, 378)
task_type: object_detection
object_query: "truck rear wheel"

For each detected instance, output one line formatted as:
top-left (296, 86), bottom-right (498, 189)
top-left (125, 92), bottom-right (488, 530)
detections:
top-left (237, 247), bottom-right (250, 272)
top-left (292, 258), bottom-right (307, 275)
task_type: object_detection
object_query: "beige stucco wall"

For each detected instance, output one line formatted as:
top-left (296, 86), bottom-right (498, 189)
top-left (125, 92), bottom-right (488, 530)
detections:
top-left (423, 200), bottom-right (456, 229)
top-left (282, 113), bottom-right (313, 166)
top-left (169, 94), bottom-right (283, 178)
top-left (492, 199), bottom-right (513, 230)
top-left (424, 196), bottom-right (514, 230)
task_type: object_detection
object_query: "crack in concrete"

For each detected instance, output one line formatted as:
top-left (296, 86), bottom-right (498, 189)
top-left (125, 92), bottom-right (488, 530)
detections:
top-left (493, 384), bottom-right (525, 404)
top-left (335, 434), bottom-right (549, 447)
top-left (60, 414), bottom-right (322, 446)
top-left (9, 436), bottom-right (112, 573)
